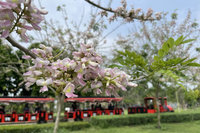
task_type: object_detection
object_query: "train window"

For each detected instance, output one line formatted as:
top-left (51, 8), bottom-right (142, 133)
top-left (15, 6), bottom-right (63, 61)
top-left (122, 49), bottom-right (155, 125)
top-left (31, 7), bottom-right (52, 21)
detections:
top-left (31, 116), bottom-right (36, 120)
top-left (68, 113), bottom-right (73, 118)
top-left (93, 113), bottom-right (96, 116)
top-left (18, 116), bottom-right (24, 121)
top-left (48, 115), bottom-right (53, 119)
top-left (5, 116), bottom-right (11, 122)
top-left (83, 113), bottom-right (88, 117)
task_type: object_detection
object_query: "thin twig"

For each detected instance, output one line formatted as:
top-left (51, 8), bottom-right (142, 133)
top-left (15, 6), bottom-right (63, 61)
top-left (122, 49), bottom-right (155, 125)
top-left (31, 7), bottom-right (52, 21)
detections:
top-left (49, 86), bottom-right (57, 94)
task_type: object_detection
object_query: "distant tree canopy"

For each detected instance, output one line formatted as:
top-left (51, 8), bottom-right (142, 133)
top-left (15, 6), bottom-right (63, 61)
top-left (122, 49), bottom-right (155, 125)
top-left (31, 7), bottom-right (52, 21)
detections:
top-left (0, 40), bottom-right (25, 96)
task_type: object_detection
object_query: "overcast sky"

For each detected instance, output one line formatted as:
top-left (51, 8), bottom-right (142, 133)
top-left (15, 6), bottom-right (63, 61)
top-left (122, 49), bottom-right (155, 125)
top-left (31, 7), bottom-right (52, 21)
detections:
top-left (37, 0), bottom-right (200, 19)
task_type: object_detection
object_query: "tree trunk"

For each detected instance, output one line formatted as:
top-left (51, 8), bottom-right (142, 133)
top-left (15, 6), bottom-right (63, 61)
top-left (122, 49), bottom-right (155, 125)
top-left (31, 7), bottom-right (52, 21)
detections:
top-left (155, 84), bottom-right (161, 129)
top-left (53, 94), bottom-right (64, 133)
top-left (176, 89), bottom-right (180, 112)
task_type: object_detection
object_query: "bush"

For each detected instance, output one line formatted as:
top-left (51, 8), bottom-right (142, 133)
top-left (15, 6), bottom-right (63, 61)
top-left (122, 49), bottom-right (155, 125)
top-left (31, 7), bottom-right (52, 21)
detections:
top-left (90, 114), bottom-right (156, 128)
top-left (89, 112), bottom-right (200, 128)
top-left (0, 122), bottom-right (90, 133)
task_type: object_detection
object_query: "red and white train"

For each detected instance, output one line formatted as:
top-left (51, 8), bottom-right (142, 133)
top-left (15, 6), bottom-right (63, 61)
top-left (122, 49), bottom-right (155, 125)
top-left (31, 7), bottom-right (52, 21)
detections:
top-left (0, 96), bottom-right (174, 124)
top-left (128, 97), bottom-right (174, 114)
top-left (64, 97), bottom-right (124, 121)
top-left (0, 97), bottom-right (54, 124)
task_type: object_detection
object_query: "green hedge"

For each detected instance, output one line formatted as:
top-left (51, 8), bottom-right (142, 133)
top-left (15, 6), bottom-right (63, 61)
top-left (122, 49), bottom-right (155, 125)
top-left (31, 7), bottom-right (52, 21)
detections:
top-left (0, 122), bottom-right (90, 133)
top-left (2, 112), bottom-right (200, 132)
top-left (90, 112), bottom-right (200, 128)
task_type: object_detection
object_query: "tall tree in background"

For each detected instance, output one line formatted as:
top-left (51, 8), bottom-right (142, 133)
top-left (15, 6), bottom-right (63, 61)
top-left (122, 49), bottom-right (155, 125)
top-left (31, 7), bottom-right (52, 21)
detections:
top-left (112, 37), bottom-right (200, 128)
top-left (0, 41), bottom-right (26, 96)
top-left (113, 11), bottom-right (200, 108)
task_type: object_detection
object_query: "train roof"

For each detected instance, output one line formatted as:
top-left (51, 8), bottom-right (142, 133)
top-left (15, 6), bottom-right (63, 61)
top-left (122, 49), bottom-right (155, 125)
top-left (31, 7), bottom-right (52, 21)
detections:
top-left (0, 97), bottom-right (54, 103)
top-left (64, 97), bottom-right (123, 102)
top-left (144, 97), bottom-right (167, 100)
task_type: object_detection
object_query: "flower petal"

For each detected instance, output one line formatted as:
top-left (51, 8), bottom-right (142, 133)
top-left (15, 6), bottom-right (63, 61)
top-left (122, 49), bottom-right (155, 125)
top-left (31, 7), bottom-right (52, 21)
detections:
top-left (40, 86), bottom-right (48, 92)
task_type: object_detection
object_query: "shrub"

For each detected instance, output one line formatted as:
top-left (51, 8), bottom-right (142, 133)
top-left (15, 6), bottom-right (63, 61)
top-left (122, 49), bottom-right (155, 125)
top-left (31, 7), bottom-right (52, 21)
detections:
top-left (0, 122), bottom-right (90, 133)
top-left (90, 112), bottom-right (200, 128)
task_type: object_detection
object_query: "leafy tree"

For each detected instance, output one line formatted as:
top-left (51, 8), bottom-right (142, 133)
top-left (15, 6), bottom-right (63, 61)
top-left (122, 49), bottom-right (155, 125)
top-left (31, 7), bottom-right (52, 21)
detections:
top-left (185, 89), bottom-right (200, 107)
top-left (112, 36), bottom-right (200, 128)
top-left (0, 41), bottom-right (26, 96)
top-left (113, 11), bottom-right (200, 109)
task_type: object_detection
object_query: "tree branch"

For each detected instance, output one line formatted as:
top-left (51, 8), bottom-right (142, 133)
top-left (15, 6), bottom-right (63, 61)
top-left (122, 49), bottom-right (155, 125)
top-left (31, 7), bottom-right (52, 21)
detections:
top-left (6, 36), bottom-right (37, 59)
top-left (85, 0), bottom-right (115, 13)
top-left (85, 0), bottom-right (159, 21)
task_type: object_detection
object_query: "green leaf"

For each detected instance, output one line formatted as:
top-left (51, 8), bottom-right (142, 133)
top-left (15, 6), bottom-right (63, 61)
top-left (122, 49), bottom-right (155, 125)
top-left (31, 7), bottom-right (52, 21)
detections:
top-left (174, 36), bottom-right (184, 46)
top-left (167, 38), bottom-right (175, 46)
top-left (109, 64), bottom-right (121, 68)
top-left (181, 57), bottom-right (197, 66)
top-left (186, 63), bottom-right (200, 67)
top-left (181, 39), bottom-right (196, 45)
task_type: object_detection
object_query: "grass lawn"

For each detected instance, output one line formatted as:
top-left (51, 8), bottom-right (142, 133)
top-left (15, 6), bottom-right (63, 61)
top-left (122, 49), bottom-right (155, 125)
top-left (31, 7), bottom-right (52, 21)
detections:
top-left (2, 120), bottom-right (200, 133)
top-left (69, 120), bottom-right (200, 133)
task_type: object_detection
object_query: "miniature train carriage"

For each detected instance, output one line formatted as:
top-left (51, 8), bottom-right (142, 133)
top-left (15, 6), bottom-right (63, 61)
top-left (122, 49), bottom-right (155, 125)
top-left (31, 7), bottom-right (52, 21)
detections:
top-left (0, 97), bottom-right (54, 124)
top-left (128, 97), bottom-right (174, 114)
top-left (64, 97), bottom-right (124, 121)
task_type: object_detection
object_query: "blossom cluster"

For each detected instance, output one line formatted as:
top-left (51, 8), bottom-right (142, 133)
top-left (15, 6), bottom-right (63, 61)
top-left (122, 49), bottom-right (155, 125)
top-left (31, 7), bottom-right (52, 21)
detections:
top-left (23, 44), bottom-right (137, 98)
top-left (100, 0), bottom-right (162, 22)
top-left (0, 0), bottom-right (47, 41)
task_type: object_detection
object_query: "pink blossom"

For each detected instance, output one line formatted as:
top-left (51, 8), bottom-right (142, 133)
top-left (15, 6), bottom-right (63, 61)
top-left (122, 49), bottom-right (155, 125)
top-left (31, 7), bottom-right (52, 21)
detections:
top-left (23, 44), bottom-right (135, 97)
top-left (63, 82), bottom-right (77, 98)
top-left (77, 79), bottom-right (86, 86)
top-left (40, 86), bottom-right (48, 92)
top-left (36, 78), bottom-right (52, 86)
top-left (0, 0), bottom-right (47, 40)
top-left (38, 9), bottom-right (48, 15)
top-left (34, 58), bottom-right (49, 67)
top-left (105, 90), bottom-right (111, 96)
top-left (54, 80), bottom-right (66, 86)
top-left (0, 20), bottom-right (11, 27)
top-left (91, 81), bottom-right (102, 89)
top-left (96, 89), bottom-right (102, 94)
top-left (77, 73), bottom-right (83, 79)
top-left (31, 49), bottom-right (46, 57)
top-left (25, 82), bottom-right (34, 90)
top-left (88, 61), bottom-right (98, 67)
top-left (146, 8), bottom-right (153, 18)
top-left (128, 82), bottom-right (138, 87)
top-left (1, 30), bottom-right (9, 38)
top-left (0, 1), bottom-right (17, 9)
top-left (23, 71), bottom-right (32, 76)
top-left (31, 22), bottom-right (41, 30)
top-left (22, 25), bottom-right (33, 30)
top-left (18, 29), bottom-right (29, 42)
top-left (33, 70), bottom-right (42, 76)
top-left (22, 55), bottom-right (31, 59)
top-left (26, 77), bottom-right (36, 83)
